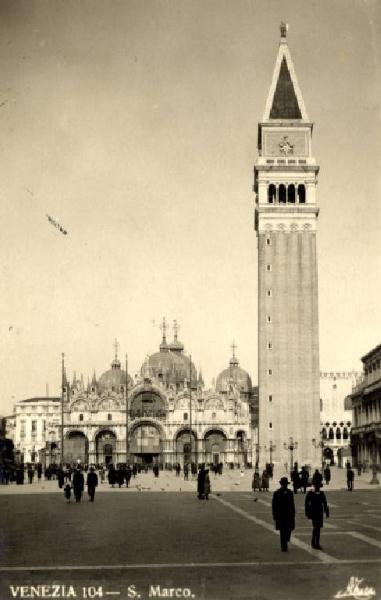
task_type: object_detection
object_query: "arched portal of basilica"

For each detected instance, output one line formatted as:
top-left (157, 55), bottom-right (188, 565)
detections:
top-left (96, 430), bottom-right (116, 465)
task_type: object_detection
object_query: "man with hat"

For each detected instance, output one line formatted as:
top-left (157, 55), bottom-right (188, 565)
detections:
top-left (272, 476), bottom-right (295, 551)
top-left (86, 465), bottom-right (98, 502)
top-left (305, 481), bottom-right (329, 549)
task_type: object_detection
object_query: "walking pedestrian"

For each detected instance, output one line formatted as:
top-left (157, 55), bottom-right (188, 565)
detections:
top-left (108, 464), bottom-right (116, 487)
top-left (86, 466), bottom-right (98, 502)
top-left (197, 465), bottom-right (206, 500)
top-left (153, 464), bottom-right (159, 478)
top-left (64, 482), bottom-right (72, 503)
top-left (204, 469), bottom-right (211, 500)
top-left (261, 470), bottom-right (269, 492)
top-left (132, 464), bottom-right (138, 478)
top-left (346, 466), bottom-right (354, 491)
top-left (184, 463), bottom-right (189, 481)
top-left (272, 477), bottom-right (295, 552)
top-left (37, 463), bottom-right (42, 481)
top-left (27, 464), bottom-right (34, 484)
top-left (126, 465), bottom-right (132, 487)
top-left (72, 467), bottom-right (84, 502)
top-left (312, 469), bottom-right (323, 487)
top-left (252, 470), bottom-right (261, 492)
top-left (323, 465), bottom-right (331, 486)
top-left (305, 482), bottom-right (329, 549)
top-left (300, 466), bottom-right (309, 493)
top-left (57, 466), bottom-right (65, 489)
top-left (291, 465), bottom-right (300, 494)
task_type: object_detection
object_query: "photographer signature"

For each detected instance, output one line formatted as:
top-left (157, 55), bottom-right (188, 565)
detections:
top-left (334, 577), bottom-right (376, 599)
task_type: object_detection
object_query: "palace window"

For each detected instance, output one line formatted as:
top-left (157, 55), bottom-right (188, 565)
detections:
top-left (322, 428), bottom-right (327, 440)
top-left (108, 413), bottom-right (112, 421)
top-left (267, 290), bottom-right (272, 297)
top-left (266, 237), bottom-right (271, 245)
top-left (343, 427), bottom-right (349, 440)
top-left (336, 427), bottom-right (341, 440)
top-left (268, 369), bottom-right (273, 375)
top-left (328, 427), bottom-right (334, 440)
top-left (266, 264), bottom-right (272, 272)
top-left (183, 412), bottom-right (188, 421)
top-left (269, 422), bottom-right (273, 430)
top-left (79, 414), bottom-right (84, 422)
top-left (268, 342), bottom-right (273, 349)
top-left (267, 315), bottom-right (272, 323)
top-left (269, 395), bottom-right (272, 402)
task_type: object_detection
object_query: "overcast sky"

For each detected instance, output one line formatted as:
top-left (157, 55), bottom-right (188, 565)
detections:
top-left (0, 0), bottom-right (380, 415)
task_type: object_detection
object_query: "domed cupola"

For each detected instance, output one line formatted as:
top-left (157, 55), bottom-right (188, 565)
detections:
top-left (216, 343), bottom-right (253, 396)
top-left (98, 340), bottom-right (133, 392)
top-left (141, 318), bottom-right (197, 389)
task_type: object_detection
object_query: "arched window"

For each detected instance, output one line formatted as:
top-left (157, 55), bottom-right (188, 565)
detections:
top-left (343, 427), bottom-right (349, 440)
top-left (298, 184), bottom-right (306, 203)
top-left (322, 428), bottom-right (327, 440)
top-left (268, 184), bottom-right (276, 204)
top-left (108, 413), bottom-right (112, 421)
top-left (288, 184), bottom-right (296, 203)
top-left (279, 184), bottom-right (286, 203)
top-left (336, 427), bottom-right (341, 440)
top-left (329, 427), bottom-right (334, 440)
top-left (79, 414), bottom-right (84, 422)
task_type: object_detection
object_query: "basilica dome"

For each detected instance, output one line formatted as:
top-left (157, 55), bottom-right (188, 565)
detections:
top-left (98, 357), bottom-right (134, 392)
top-left (142, 336), bottom-right (197, 388)
top-left (216, 354), bottom-right (253, 395)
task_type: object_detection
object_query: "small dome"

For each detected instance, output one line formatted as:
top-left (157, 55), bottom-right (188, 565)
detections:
top-left (98, 358), bottom-right (133, 392)
top-left (216, 355), bottom-right (252, 394)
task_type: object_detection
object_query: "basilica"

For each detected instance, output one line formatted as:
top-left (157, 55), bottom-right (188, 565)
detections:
top-left (7, 320), bottom-right (258, 468)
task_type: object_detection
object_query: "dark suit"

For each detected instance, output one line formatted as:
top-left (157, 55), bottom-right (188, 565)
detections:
top-left (305, 490), bottom-right (329, 548)
top-left (73, 471), bottom-right (84, 502)
top-left (86, 471), bottom-right (98, 501)
top-left (272, 488), bottom-right (295, 550)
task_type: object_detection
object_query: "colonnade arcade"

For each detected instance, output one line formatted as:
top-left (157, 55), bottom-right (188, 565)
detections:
top-left (61, 425), bottom-right (250, 467)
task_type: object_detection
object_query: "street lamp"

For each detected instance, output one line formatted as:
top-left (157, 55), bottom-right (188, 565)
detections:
top-left (368, 433), bottom-right (379, 485)
top-left (265, 441), bottom-right (276, 467)
top-left (312, 437), bottom-right (325, 470)
top-left (284, 437), bottom-right (298, 474)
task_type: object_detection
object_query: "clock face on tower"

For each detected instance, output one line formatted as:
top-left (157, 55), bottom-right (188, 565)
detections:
top-left (263, 130), bottom-right (308, 157)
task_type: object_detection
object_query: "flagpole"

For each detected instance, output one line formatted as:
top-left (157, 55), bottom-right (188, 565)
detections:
top-left (125, 353), bottom-right (129, 464)
top-left (189, 355), bottom-right (192, 466)
top-left (61, 353), bottom-right (65, 466)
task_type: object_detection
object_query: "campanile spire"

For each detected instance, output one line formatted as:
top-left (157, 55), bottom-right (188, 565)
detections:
top-left (254, 25), bottom-right (321, 470)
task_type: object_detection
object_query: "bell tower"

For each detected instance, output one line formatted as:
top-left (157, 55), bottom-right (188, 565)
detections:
top-left (254, 24), bottom-right (321, 470)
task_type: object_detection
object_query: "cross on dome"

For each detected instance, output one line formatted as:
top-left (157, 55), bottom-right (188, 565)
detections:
top-left (160, 317), bottom-right (167, 341)
top-left (173, 319), bottom-right (180, 341)
top-left (114, 338), bottom-right (119, 360)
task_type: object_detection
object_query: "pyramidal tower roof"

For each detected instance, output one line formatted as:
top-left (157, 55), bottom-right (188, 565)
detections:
top-left (263, 23), bottom-right (309, 122)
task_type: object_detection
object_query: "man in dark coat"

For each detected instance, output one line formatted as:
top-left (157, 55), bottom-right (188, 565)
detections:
top-left (323, 465), bottom-right (331, 485)
top-left (312, 469), bottom-right (323, 487)
top-left (291, 466), bottom-right (300, 494)
top-left (72, 467), bottom-right (84, 502)
top-left (197, 465), bottom-right (206, 500)
top-left (305, 482), bottom-right (329, 549)
top-left (86, 466), bottom-right (98, 502)
top-left (300, 466), bottom-right (309, 493)
top-left (347, 466), bottom-right (354, 491)
top-left (108, 464), bottom-right (116, 487)
top-left (272, 477), bottom-right (295, 551)
top-left (57, 467), bottom-right (65, 489)
top-left (125, 465), bottom-right (132, 487)
top-left (37, 463), bottom-right (42, 481)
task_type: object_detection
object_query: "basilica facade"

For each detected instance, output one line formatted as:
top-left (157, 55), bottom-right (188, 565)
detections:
top-left (8, 324), bottom-right (258, 468)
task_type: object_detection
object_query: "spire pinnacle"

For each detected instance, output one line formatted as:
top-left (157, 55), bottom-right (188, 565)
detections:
top-left (173, 319), bottom-right (179, 341)
top-left (230, 341), bottom-right (239, 367)
top-left (114, 338), bottom-right (119, 361)
top-left (280, 22), bottom-right (288, 41)
top-left (159, 317), bottom-right (169, 351)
